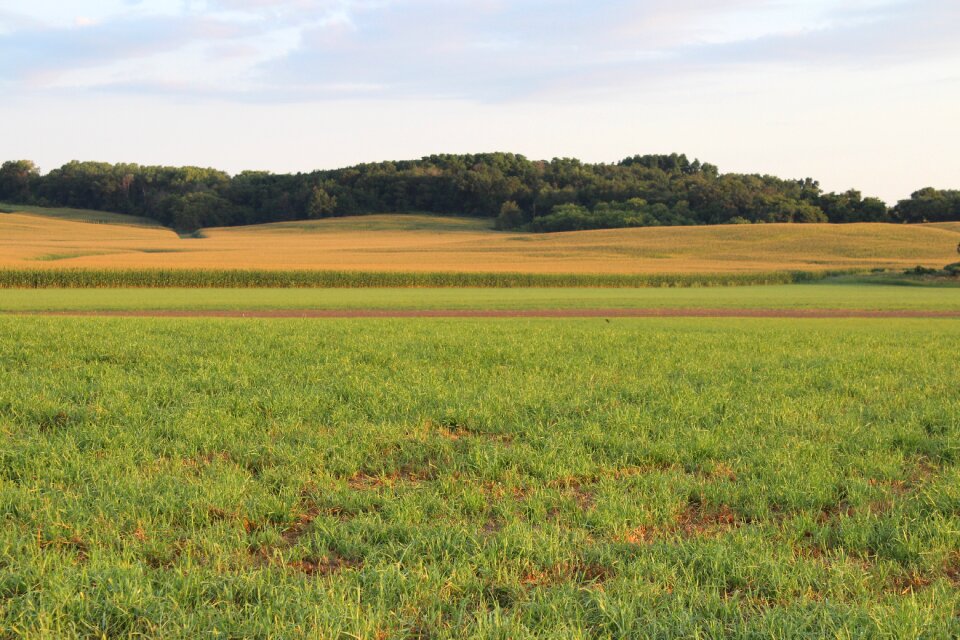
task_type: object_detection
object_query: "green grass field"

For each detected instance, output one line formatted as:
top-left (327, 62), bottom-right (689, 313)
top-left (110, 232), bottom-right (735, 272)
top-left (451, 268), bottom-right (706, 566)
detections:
top-left (2, 283), bottom-right (960, 312)
top-left (249, 213), bottom-right (496, 233)
top-left (1, 317), bottom-right (957, 637)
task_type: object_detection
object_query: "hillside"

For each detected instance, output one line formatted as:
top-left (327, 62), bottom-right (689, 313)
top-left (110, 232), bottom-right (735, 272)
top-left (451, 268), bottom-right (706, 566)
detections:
top-left (0, 208), bottom-right (958, 274)
top-left (4, 155), bottom-right (959, 233)
top-left (0, 202), bottom-right (163, 228)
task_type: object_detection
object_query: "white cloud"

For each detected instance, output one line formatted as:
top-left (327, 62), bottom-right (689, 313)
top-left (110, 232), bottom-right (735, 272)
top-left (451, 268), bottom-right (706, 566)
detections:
top-left (4, 0), bottom-right (957, 101)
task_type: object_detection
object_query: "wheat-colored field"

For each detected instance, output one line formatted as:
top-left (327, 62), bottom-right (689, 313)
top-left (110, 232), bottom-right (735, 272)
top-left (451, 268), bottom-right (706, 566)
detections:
top-left (1, 209), bottom-right (958, 273)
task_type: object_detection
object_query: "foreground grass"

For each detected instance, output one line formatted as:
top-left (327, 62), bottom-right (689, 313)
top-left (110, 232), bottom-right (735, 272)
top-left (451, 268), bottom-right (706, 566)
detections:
top-left (0, 317), bottom-right (958, 638)
top-left (2, 283), bottom-right (960, 312)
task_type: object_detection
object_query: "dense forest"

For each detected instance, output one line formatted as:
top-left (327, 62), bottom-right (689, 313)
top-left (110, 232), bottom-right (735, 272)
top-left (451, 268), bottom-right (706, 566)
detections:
top-left (1, 154), bottom-right (957, 232)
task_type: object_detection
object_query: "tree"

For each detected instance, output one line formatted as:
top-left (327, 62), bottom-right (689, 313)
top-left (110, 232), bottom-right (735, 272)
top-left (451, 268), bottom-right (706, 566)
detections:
top-left (894, 188), bottom-right (960, 223)
top-left (494, 201), bottom-right (526, 230)
top-left (1, 153), bottom-right (948, 232)
top-left (307, 186), bottom-right (337, 218)
top-left (167, 191), bottom-right (233, 231)
top-left (0, 160), bottom-right (39, 202)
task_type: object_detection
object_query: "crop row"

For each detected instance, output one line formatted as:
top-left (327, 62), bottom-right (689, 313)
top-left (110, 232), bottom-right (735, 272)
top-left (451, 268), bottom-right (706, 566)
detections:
top-left (0, 268), bottom-right (857, 289)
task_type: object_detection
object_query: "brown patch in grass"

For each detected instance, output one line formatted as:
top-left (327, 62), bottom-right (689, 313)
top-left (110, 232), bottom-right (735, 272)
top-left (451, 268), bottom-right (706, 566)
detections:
top-left (623, 525), bottom-right (653, 545)
top-left (520, 561), bottom-right (614, 588)
top-left (207, 506), bottom-right (276, 534)
top-left (865, 499), bottom-right (896, 516)
top-left (569, 486), bottom-right (596, 510)
top-left (37, 529), bottom-right (89, 562)
top-left (280, 508), bottom-right (320, 546)
top-left (816, 501), bottom-right (856, 524)
top-left (36, 410), bottom-right (74, 433)
top-left (182, 451), bottom-right (233, 472)
top-left (548, 476), bottom-right (597, 510)
top-left (911, 456), bottom-right (942, 478)
top-left (63, 536), bottom-right (89, 562)
top-left (312, 503), bottom-right (381, 521)
top-left (705, 462), bottom-right (738, 482)
top-left (143, 538), bottom-right (188, 569)
top-left (451, 479), bottom-right (528, 504)
top-left (207, 506), bottom-right (237, 522)
top-left (888, 571), bottom-right (933, 594)
top-left (248, 506), bottom-right (364, 576)
top-left (606, 462), bottom-right (679, 479)
top-left (623, 499), bottom-right (744, 545)
top-left (244, 485), bottom-right (367, 576)
top-left (867, 478), bottom-right (909, 494)
top-left (944, 553), bottom-right (960, 587)
top-left (403, 622), bottom-right (435, 640)
top-left (675, 502), bottom-right (741, 538)
top-left (288, 552), bottom-right (361, 576)
top-left (791, 542), bottom-right (827, 562)
top-left (482, 518), bottom-right (503, 535)
top-left (436, 426), bottom-right (466, 441)
top-left (428, 420), bottom-right (513, 444)
top-left (346, 467), bottom-right (432, 490)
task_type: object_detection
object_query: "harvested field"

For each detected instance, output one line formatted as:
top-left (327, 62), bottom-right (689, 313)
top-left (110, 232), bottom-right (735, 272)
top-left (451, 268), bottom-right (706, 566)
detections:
top-left (1, 209), bottom-right (959, 274)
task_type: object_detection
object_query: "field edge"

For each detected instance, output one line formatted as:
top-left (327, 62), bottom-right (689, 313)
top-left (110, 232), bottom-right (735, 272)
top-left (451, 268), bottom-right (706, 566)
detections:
top-left (0, 268), bottom-right (863, 289)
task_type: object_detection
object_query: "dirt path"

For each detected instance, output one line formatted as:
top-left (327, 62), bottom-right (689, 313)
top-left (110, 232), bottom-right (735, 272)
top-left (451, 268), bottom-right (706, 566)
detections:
top-left (17, 308), bottom-right (960, 318)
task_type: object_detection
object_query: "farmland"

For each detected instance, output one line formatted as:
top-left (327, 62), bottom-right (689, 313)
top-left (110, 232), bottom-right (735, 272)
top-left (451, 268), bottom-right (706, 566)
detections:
top-left (1, 207), bottom-right (959, 274)
top-left (1, 317), bottom-right (958, 637)
top-left (2, 283), bottom-right (960, 313)
top-left (5, 0), bottom-right (960, 636)
top-left (1, 205), bottom-right (959, 638)
top-left (0, 203), bottom-right (162, 228)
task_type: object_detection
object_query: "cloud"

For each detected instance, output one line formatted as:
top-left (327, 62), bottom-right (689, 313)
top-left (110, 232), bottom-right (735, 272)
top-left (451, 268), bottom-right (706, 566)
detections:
top-left (679, 0), bottom-right (960, 68)
top-left (0, 12), bottom-right (263, 86)
top-left (1, 0), bottom-right (957, 102)
top-left (239, 0), bottom-right (960, 102)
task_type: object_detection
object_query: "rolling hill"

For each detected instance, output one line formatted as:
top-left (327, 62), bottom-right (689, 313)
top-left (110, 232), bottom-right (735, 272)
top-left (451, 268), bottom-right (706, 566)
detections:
top-left (1, 205), bottom-right (958, 274)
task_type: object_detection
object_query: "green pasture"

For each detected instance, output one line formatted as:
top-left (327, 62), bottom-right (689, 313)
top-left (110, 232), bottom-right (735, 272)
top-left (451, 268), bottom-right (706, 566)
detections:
top-left (250, 213), bottom-right (495, 233)
top-left (2, 283), bottom-right (960, 312)
top-left (0, 317), bottom-right (957, 637)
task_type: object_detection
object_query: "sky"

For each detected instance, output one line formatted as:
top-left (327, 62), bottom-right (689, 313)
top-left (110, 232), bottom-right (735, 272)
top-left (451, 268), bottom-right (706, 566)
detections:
top-left (0, 0), bottom-right (958, 203)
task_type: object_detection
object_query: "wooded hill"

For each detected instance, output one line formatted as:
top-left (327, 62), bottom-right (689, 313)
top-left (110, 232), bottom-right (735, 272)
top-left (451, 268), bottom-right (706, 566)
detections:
top-left (1, 154), bottom-right (957, 232)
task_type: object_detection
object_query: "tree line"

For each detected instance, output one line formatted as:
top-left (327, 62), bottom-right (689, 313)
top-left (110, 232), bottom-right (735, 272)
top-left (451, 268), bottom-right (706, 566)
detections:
top-left (0, 154), bottom-right (957, 232)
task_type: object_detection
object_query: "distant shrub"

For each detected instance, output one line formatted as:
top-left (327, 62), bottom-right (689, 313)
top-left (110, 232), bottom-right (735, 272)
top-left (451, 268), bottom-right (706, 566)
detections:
top-left (528, 199), bottom-right (695, 233)
top-left (905, 265), bottom-right (939, 276)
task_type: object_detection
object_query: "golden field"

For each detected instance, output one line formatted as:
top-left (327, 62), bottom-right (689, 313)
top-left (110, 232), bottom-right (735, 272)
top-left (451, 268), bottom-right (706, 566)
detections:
top-left (1, 209), bottom-right (959, 274)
